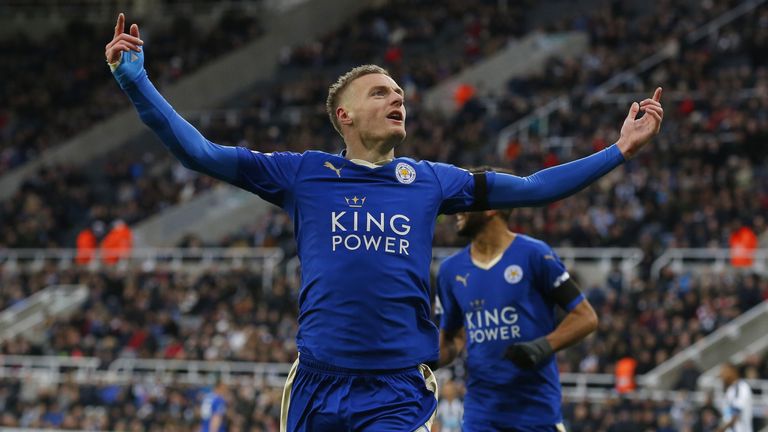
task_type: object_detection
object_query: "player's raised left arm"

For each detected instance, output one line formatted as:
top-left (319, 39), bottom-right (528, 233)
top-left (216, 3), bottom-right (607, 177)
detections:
top-left (106, 13), bottom-right (240, 184)
top-left (484, 88), bottom-right (663, 208)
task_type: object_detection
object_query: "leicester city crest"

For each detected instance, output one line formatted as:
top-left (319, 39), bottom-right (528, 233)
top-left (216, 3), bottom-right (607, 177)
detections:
top-left (504, 265), bottom-right (524, 284)
top-left (395, 162), bottom-right (416, 184)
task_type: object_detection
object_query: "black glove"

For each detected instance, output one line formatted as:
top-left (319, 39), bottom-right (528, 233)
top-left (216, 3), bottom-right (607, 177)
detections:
top-left (504, 337), bottom-right (554, 369)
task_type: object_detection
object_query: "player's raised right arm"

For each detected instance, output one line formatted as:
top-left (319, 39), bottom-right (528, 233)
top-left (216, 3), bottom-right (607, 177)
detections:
top-left (106, 13), bottom-right (239, 183)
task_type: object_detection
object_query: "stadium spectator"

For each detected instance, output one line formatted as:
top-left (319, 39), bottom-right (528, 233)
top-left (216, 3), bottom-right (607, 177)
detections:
top-left (76, 219), bottom-right (134, 265)
top-left (100, 219), bottom-right (134, 265)
top-left (718, 362), bottom-right (754, 432)
top-left (76, 220), bottom-right (106, 265)
top-left (730, 223), bottom-right (758, 267)
top-left (615, 355), bottom-right (638, 394)
top-left (675, 360), bottom-right (703, 392)
top-left (434, 379), bottom-right (463, 432)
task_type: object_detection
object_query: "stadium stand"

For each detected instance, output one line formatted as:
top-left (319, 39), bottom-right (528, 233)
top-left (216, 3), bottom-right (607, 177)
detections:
top-left (0, 267), bottom-right (298, 363)
top-left (1, 245), bottom-right (766, 429)
top-left (0, 378), bottom-right (283, 430)
top-left (0, 7), bottom-right (264, 172)
top-left (2, 0), bottom-right (768, 430)
top-left (557, 270), bottom-right (767, 375)
top-left (2, 0), bottom-right (766, 256)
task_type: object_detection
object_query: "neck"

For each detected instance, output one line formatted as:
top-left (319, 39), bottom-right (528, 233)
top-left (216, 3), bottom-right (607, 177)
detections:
top-left (471, 220), bottom-right (515, 263)
top-left (343, 134), bottom-right (396, 164)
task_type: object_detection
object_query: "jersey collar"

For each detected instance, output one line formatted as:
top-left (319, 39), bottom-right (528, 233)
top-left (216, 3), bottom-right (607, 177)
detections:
top-left (338, 149), bottom-right (394, 168)
top-left (470, 252), bottom-right (506, 271)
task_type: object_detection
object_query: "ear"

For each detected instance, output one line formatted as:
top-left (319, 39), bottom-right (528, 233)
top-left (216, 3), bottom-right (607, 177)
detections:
top-left (337, 106), bottom-right (353, 126)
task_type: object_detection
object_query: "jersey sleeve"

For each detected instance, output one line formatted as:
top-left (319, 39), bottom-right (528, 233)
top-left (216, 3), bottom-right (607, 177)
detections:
top-left (486, 144), bottom-right (625, 208)
top-left (123, 73), bottom-right (241, 183)
top-left (533, 244), bottom-right (583, 311)
top-left (731, 382), bottom-right (751, 415)
top-left (234, 148), bottom-right (303, 208)
top-left (426, 162), bottom-right (484, 214)
top-left (212, 397), bottom-right (227, 415)
top-left (436, 261), bottom-right (464, 331)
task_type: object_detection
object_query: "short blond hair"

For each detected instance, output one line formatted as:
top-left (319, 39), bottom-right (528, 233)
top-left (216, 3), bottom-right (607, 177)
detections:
top-left (326, 64), bottom-right (391, 136)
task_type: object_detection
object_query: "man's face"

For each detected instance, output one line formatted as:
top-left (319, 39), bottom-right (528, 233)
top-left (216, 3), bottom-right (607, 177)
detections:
top-left (719, 364), bottom-right (736, 385)
top-left (340, 73), bottom-right (406, 144)
top-left (456, 211), bottom-right (490, 238)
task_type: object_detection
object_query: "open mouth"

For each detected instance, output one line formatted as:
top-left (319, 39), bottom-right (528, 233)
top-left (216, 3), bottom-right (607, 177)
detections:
top-left (386, 111), bottom-right (403, 122)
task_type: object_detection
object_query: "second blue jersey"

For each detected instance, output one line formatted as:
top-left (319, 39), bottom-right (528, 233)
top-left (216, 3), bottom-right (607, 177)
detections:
top-left (200, 392), bottom-right (226, 432)
top-left (437, 235), bottom-right (577, 426)
top-left (234, 149), bottom-right (479, 369)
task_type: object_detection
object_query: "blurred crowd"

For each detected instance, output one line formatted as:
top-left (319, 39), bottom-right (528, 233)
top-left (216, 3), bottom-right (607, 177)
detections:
top-left (1, 371), bottom-right (765, 431)
top-left (0, 0), bottom-right (532, 249)
top-left (0, 266), bottom-right (298, 364)
top-left (429, 0), bottom-right (768, 275)
top-left (0, 0), bottom-right (766, 270)
top-left (279, 0), bottom-right (529, 90)
top-left (0, 155), bottom-right (217, 248)
top-left (558, 270), bottom-right (767, 377)
top-left (0, 7), bottom-right (262, 172)
top-left (2, 254), bottom-right (767, 430)
top-left (0, 379), bottom-right (282, 431)
top-left (4, 238), bottom-right (765, 377)
top-left (431, 381), bottom-right (765, 432)
top-left (2, 0), bottom-right (768, 430)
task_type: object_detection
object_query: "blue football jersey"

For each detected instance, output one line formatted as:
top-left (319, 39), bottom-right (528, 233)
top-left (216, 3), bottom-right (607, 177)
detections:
top-left (200, 392), bottom-right (227, 432)
top-left (437, 235), bottom-right (580, 426)
top-left (235, 149), bottom-right (479, 369)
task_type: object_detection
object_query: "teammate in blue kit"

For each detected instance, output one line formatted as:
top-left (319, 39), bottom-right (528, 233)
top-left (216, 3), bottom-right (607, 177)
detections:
top-left (200, 381), bottom-right (229, 432)
top-left (106, 14), bottom-right (662, 432)
top-left (436, 203), bottom-right (599, 431)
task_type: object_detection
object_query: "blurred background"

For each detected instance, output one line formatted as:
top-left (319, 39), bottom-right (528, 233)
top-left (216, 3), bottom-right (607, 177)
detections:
top-left (0, 0), bottom-right (767, 430)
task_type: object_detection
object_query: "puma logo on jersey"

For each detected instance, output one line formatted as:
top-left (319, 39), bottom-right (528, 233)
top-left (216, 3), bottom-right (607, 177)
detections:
top-left (455, 273), bottom-right (469, 287)
top-left (324, 161), bottom-right (342, 177)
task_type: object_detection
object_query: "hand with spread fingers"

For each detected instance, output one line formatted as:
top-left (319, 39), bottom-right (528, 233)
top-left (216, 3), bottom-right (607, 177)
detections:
top-left (616, 87), bottom-right (664, 159)
top-left (105, 13), bottom-right (145, 88)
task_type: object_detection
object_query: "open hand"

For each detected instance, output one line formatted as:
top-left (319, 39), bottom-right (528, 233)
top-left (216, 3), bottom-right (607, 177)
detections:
top-left (616, 87), bottom-right (663, 159)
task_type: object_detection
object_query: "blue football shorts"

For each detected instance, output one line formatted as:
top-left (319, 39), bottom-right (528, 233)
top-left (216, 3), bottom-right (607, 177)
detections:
top-left (462, 417), bottom-right (567, 432)
top-left (280, 353), bottom-right (438, 432)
